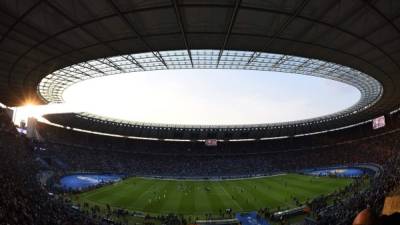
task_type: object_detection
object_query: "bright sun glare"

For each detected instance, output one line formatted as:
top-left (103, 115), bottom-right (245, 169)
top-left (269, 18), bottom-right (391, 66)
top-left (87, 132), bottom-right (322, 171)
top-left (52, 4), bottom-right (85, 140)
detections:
top-left (14, 69), bottom-right (361, 126)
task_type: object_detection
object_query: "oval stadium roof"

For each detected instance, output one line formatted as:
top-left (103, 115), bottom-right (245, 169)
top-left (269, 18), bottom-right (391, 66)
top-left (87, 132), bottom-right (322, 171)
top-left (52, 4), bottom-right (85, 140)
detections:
top-left (1, 0), bottom-right (400, 139)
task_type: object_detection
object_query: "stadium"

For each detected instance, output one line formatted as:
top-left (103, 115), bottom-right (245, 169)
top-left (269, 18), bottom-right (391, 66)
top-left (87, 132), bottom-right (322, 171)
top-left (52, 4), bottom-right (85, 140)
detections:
top-left (1, 0), bottom-right (400, 225)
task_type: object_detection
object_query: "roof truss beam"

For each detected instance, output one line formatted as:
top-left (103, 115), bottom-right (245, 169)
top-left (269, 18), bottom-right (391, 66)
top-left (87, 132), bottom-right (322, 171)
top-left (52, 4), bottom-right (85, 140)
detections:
top-left (123, 55), bottom-right (145, 70)
top-left (171, 0), bottom-right (193, 67)
top-left (247, 0), bottom-right (311, 65)
top-left (107, 0), bottom-right (169, 69)
top-left (98, 58), bottom-right (125, 73)
top-left (217, 0), bottom-right (242, 66)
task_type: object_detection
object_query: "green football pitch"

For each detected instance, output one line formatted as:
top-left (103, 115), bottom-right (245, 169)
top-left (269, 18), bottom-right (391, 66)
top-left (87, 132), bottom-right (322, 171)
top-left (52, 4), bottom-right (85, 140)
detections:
top-left (73, 174), bottom-right (352, 215)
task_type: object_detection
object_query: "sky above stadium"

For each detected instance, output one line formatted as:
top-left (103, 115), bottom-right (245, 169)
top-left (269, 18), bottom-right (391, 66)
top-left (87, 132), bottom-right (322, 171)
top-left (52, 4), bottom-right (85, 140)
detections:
top-left (14, 69), bottom-right (361, 125)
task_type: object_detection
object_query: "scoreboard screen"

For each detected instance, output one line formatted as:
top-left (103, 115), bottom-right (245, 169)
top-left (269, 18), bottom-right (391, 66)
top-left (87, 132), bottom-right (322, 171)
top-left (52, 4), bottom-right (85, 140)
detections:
top-left (205, 139), bottom-right (218, 146)
top-left (372, 116), bottom-right (385, 130)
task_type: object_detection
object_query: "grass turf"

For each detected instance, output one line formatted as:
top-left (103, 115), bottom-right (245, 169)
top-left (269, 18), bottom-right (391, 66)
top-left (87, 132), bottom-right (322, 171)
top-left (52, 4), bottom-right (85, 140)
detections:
top-left (73, 174), bottom-right (352, 215)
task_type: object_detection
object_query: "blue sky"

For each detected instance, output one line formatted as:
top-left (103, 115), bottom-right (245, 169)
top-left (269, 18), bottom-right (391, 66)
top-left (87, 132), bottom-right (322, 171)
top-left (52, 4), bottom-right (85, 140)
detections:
top-left (14, 69), bottom-right (361, 125)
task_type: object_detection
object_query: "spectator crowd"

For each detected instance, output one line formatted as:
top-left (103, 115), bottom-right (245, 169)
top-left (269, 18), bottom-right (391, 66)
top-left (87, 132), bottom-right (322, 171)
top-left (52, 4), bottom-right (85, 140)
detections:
top-left (2, 105), bottom-right (400, 225)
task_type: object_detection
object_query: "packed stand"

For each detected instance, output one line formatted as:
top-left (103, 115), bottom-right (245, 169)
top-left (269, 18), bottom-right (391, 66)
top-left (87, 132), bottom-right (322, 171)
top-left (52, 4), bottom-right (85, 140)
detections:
top-left (35, 126), bottom-right (398, 177)
top-left (0, 107), bottom-right (120, 225)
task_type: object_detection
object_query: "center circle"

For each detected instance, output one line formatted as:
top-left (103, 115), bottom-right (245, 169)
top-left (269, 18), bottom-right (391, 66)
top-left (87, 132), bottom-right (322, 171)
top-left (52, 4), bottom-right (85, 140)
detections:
top-left (62, 69), bottom-right (361, 125)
